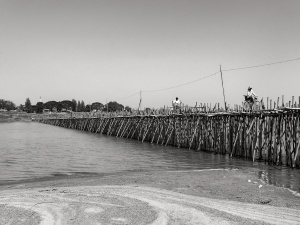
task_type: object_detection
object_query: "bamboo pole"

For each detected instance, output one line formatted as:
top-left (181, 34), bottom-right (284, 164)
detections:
top-left (39, 107), bottom-right (300, 168)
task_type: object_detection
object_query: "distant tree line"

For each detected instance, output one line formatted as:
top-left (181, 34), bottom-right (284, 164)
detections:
top-left (0, 99), bottom-right (16, 111)
top-left (0, 97), bottom-right (133, 113)
top-left (23, 98), bottom-right (132, 114)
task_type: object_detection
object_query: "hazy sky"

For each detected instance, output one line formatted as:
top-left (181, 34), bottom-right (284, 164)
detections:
top-left (1, 0), bottom-right (300, 109)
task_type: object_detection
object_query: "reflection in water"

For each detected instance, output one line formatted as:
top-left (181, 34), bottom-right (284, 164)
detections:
top-left (258, 168), bottom-right (300, 192)
top-left (0, 122), bottom-right (299, 193)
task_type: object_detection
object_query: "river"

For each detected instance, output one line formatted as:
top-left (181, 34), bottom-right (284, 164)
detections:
top-left (0, 122), bottom-right (299, 193)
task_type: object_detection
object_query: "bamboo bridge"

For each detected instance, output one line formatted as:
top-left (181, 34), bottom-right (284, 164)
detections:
top-left (38, 107), bottom-right (300, 168)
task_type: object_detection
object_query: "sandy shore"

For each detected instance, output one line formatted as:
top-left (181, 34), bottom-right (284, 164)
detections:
top-left (1, 168), bottom-right (300, 224)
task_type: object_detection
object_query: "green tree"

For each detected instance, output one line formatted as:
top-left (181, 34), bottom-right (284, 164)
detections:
top-left (85, 104), bottom-right (91, 112)
top-left (25, 98), bottom-right (32, 113)
top-left (80, 100), bottom-right (85, 112)
top-left (44, 101), bottom-right (58, 111)
top-left (60, 100), bottom-right (74, 111)
top-left (72, 99), bottom-right (77, 111)
top-left (91, 102), bottom-right (103, 111)
top-left (77, 100), bottom-right (81, 111)
top-left (19, 104), bottom-right (24, 111)
top-left (125, 106), bottom-right (132, 112)
top-left (56, 102), bottom-right (63, 112)
top-left (36, 102), bottom-right (44, 114)
top-left (104, 101), bottom-right (124, 112)
top-left (0, 99), bottom-right (16, 111)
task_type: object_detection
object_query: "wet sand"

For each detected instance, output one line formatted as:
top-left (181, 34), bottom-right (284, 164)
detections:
top-left (1, 168), bottom-right (300, 224)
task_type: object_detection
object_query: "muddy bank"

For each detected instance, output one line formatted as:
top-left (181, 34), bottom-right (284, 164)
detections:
top-left (1, 169), bottom-right (300, 224)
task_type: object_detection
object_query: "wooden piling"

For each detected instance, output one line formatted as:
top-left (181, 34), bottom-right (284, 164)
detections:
top-left (39, 107), bottom-right (300, 168)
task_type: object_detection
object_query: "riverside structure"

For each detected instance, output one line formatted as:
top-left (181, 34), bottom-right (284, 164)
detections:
top-left (39, 105), bottom-right (300, 168)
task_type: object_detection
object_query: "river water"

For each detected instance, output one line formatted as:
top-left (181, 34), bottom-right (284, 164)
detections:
top-left (0, 122), bottom-right (299, 193)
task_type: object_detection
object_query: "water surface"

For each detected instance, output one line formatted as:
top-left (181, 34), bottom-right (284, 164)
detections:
top-left (0, 122), bottom-right (299, 193)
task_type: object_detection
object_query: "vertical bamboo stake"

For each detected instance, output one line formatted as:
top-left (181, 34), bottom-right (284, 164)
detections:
top-left (220, 65), bottom-right (227, 110)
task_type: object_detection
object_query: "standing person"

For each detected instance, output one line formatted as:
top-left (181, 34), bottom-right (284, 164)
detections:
top-left (172, 97), bottom-right (181, 109)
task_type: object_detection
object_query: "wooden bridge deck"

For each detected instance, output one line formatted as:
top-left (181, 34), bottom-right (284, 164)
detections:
top-left (39, 108), bottom-right (300, 168)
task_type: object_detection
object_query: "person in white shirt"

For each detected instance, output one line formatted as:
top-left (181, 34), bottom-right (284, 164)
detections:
top-left (172, 97), bottom-right (181, 109)
top-left (246, 86), bottom-right (257, 103)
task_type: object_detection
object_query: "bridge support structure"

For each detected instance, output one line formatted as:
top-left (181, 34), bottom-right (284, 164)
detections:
top-left (39, 110), bottom-right (300, 168)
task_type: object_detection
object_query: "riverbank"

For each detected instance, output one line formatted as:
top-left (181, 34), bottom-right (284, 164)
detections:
top-left (1, 168), bottom-right (300, 224)
top-left (0, 111), bottom-right (34, 122)
top-left (0, 111), bottom-right (71, 123)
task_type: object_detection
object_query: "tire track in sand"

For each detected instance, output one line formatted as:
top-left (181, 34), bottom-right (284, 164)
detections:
top-left (0, 185), bottom-right (300, 225)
